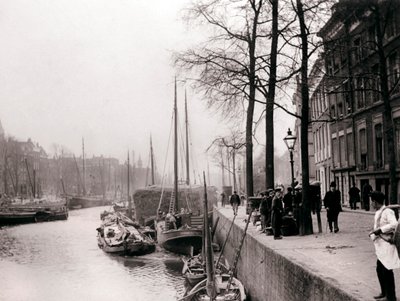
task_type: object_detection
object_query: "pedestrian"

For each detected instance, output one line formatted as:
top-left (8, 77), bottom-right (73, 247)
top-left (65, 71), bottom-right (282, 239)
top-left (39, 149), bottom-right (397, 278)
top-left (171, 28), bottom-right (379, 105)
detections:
top-left (265, 188), bottom-right (274, 231)
top-left (230, 191), bottom-right (241, 215)
top-left (220, 192), bottom-right (226, 207)
top-left (293, 184), bottom-right (302, 229)
top-left (259, 192), bottom-right (268, 233)
top-left (369, 191), bottom-right (400, 301)
top-left (271, 187), bottom-right (284, 240)
top-left (283, 187), bottom-right (293, 215)
top-left (323, 181), bottom-right (342, 233)
top-left (349, 183), bottom-right (361, 210)
top-left (363, 182), bottom-right (373, 211)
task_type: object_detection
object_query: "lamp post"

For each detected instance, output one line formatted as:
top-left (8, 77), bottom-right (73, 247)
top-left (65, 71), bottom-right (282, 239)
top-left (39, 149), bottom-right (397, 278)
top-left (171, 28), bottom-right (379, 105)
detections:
top-left (283, 128), bottom-right (297, 190)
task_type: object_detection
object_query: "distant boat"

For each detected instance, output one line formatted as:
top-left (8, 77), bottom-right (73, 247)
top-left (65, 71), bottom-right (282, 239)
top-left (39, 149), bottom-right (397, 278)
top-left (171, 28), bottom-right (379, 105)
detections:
top-left (68, 195), bottom-right (110, 210)
top-left (67, 139), bottom-right (111, 210)
top-left (96, 211), bottom-right (155, 256)
top-left (155, 80), bottom-right (203, 256)
top-left (0, 198), bottom-right (68, 226)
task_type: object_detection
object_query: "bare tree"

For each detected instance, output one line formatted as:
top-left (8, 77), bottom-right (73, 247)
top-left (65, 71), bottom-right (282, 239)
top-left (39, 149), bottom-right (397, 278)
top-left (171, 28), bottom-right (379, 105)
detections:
top-left (175, 0), bottom-right (273, 197)
top-left (207, 129), bottom-right (246, 192)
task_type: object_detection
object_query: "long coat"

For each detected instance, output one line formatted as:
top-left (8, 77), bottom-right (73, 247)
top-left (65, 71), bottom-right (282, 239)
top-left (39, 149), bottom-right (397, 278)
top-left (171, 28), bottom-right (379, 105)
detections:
top-left (323, 190), bottom-right (341, 220)
top-left (271, 196), bottom-right (283, 230)
top-left (371, 206), bottom-right (400, 270)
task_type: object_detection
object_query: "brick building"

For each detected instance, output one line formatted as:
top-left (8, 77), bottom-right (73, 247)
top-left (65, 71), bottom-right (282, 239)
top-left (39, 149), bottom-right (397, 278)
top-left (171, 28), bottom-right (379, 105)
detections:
top-left (317, 0), bottom-right (400, 205)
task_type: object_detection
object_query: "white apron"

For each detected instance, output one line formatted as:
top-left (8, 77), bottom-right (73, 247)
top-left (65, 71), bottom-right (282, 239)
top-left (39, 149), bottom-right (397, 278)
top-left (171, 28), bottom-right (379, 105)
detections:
top-left (371, 206), bottom-right (400, 270)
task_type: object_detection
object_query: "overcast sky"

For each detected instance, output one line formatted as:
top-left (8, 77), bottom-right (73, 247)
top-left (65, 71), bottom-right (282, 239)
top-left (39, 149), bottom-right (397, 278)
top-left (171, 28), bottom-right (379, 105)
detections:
top-left (0, 0), bottom-right (293, 178)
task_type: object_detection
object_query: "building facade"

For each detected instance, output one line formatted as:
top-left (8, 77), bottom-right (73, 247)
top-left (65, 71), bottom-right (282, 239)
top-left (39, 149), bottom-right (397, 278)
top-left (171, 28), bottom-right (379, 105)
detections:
top-left (310, 57), bottom-right (333, 198)
top-left (318, 0), bottom-right (400, 205)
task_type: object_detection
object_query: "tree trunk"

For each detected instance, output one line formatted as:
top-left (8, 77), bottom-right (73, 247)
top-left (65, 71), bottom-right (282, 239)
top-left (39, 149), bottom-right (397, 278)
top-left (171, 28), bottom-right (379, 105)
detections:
top-left (265, 0), bottom-right (279, 190)
top-left (374, 4), bottom-right (398, 204)
top-left (245, 2), bottom-right (261, 198)
top-left (297, 0), bottom-right (313, 235)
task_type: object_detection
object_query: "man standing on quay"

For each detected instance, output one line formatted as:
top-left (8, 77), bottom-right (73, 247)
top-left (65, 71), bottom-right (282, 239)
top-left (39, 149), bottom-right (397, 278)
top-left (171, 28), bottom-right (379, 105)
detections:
top-left (230, 191), bottom-right (240, 215)
top-left (271, 187), bottom-right (284, 240)
top-left (323, 181), bottom-right (342, 233)
top-left (370, 191), bottom-right (400, 301)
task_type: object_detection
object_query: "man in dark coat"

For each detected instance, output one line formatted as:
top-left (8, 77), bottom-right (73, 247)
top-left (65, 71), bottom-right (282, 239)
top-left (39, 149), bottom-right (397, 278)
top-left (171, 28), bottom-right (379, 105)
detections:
top-left (282, 187), bottom-right (293, 215)
top-left (265, 189), bottom-right (274, 230)
top-left (230, 191), bottom-right (241, 215)
top-left (362, 182), bottom-right (373, 211)
top-left (271, 187), bottom-right (284, 240)
top-left (349, 183), bottom-right (361, 210)
top-left (323, 181), bottom-right (342, 233)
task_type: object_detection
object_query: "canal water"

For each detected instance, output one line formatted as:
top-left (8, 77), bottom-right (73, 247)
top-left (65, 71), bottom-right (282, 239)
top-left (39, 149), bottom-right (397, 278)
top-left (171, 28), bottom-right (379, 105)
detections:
top-left (0, 206), bottom-right (185, 301)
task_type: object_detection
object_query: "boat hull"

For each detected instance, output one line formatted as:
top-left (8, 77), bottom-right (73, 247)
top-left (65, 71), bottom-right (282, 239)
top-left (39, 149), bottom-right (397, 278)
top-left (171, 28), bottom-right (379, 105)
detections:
top-left (185, 275), bottom-right (246, 301)
top-left (97, 235), bottom-right (155, 256)
top-left (156, 221), bottom-right (202, 255)
top-left (0, 204), bottom-right (68, 226)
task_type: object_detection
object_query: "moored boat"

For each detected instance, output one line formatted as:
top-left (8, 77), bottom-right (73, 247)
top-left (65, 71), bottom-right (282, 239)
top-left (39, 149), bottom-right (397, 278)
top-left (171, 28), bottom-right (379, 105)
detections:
top-left (0, 199), bottom-right (68, 226)
top-left (155, 80), bottom-right (205, 256)
top-left (97, 211), bottom-right (156, 256)
top-left (180, 174), bottom-right (246, 301)
top-left (68, 195), bottom-right (111, 210)
top-left (156, 218), bottom-right (203, 255)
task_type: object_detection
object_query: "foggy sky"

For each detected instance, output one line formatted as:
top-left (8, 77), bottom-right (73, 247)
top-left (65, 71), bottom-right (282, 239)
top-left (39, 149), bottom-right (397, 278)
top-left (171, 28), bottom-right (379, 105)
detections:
top-left (0, 0), bottom-right (293, 177)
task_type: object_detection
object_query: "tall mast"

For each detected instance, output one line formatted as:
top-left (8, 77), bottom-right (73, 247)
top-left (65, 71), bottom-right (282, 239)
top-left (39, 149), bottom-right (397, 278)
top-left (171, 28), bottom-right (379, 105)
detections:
top-left (174, 78), bottom-right (178, 212)
top-left (127, 150), bottom-right (132, 219)
top-left (150, 135), bottom-right (155, 185)
top-left (82, 137), bottom-right (86, 196)
top-left (185, 89), bottom-right (190, 185)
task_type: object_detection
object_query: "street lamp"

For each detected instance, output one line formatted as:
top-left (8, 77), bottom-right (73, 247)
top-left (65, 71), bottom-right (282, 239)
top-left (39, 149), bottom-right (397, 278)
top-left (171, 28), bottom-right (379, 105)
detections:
top-left (283, 128), bottom-right (297, 190)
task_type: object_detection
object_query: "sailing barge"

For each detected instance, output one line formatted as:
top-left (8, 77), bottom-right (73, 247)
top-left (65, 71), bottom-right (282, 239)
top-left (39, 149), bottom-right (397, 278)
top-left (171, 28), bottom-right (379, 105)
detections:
top-left (155, 80), bottom-right (205, 255)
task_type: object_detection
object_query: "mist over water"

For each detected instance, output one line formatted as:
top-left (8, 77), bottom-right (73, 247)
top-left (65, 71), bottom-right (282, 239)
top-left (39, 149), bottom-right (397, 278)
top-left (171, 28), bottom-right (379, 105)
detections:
top-left (0, 206), bottom-right (185, 301)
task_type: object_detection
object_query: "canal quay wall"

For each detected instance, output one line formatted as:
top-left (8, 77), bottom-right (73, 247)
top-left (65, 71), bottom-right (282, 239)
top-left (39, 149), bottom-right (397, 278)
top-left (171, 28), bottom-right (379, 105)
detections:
top-left (213, 206), bottom-right (391, 301)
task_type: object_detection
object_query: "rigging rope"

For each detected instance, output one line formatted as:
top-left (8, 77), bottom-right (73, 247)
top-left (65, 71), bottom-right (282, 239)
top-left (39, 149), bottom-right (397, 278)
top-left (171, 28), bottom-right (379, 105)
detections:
top-left (157, 112), bottom-right (174, 215)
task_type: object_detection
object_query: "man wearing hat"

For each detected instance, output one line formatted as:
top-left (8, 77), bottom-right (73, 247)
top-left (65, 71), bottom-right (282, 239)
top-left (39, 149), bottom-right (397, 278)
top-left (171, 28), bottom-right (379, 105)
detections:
top-left (323, 181), bottom-right (342, 233)
top-left (370, 191), bottom-right (400, 301)
top-left (271, 186), bottom-right (284, 239)
top-left (230, 191), bottom-right (241, 215)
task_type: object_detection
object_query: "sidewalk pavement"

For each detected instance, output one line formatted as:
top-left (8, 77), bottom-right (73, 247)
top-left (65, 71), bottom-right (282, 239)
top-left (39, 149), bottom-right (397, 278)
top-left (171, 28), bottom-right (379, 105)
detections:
top-left (216, 203), bottom-right (399, 301)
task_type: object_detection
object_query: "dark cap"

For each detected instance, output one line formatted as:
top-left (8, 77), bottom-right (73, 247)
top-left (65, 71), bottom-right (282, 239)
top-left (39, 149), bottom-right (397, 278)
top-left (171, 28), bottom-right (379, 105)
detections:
top-left (330, 181), bottom-right (336, 188)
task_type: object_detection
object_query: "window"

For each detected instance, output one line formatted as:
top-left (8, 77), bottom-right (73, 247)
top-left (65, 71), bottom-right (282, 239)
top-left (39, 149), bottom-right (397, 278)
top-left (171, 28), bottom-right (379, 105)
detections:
top-left (367, 25), bottom-right (377, 54)
top-left (327, 56), bottom-right (334, 76)
top-left (339, 135), bottom-right (346, 166)
top-left (338, 102), bottom-right (343, 118)
top-left (356, 76), bottom-right (366, 109)
top-left (331, 104), bottom-right (336, 119)
top-left (347, 132), bottom-right (354, 165)
top-left (371, 64), bottom-right (381, 102)
top-left (375, 124), bottom-right (383, 169)
top-left (388, 52), bottom-right (400, 95)
top-left (359, 128), bottom-right (367, 170)
top-left (385, 11), bottom-right (396, 40)
top-left (353, 37), bottom-right (362, 63)
top-left (332, 137), bottom-right (339, 167)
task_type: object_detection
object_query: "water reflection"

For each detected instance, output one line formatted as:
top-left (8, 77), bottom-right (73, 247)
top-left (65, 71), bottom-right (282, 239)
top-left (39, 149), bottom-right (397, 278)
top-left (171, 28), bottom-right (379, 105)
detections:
top-left (0, 206), bottom-right (185, 301)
